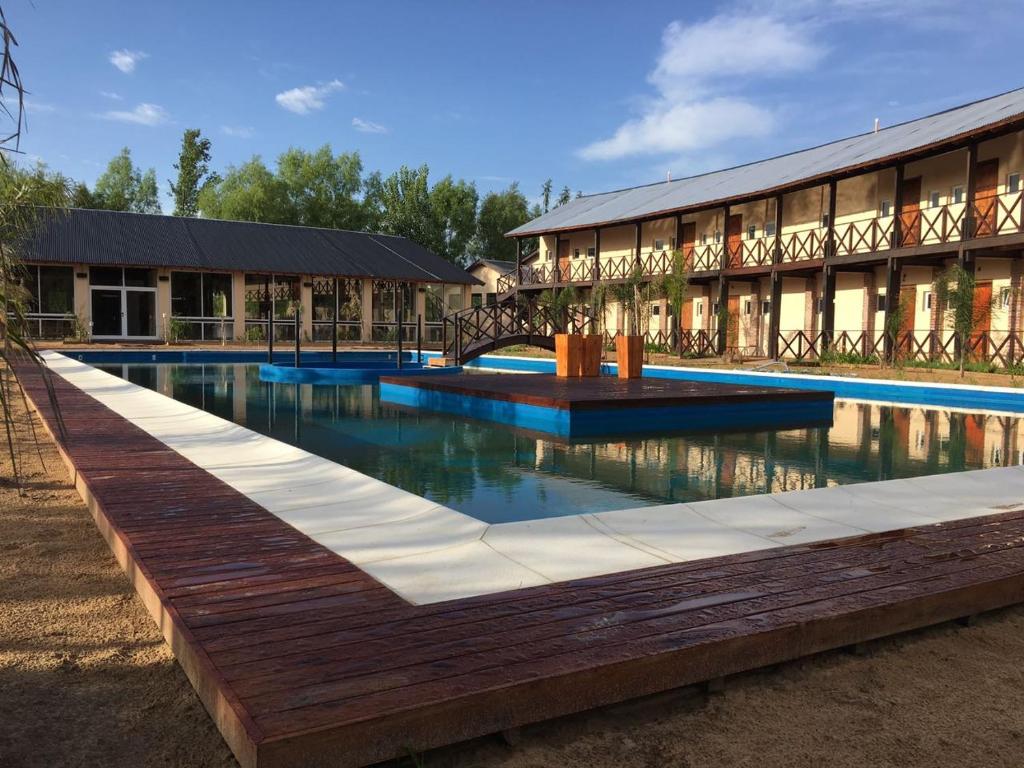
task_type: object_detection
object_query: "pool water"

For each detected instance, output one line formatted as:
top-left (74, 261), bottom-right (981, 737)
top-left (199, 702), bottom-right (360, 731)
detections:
top-left (103, 362), bottom-right (1024, 524)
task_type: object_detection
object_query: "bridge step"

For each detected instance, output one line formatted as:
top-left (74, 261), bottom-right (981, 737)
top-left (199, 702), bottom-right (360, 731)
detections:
top-left (429, 357), bottom-right (458, 367)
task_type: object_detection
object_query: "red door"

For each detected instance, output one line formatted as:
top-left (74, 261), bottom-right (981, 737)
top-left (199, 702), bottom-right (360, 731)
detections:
top-left (973, 160), bottom-right (999, 237)
top-left (900, 177), bottom-right (922, 247)
top-left (680, 222), bottom-right (696, 269)
top-left (726, 214), bottom-right (743, 268)
top-left (681, 298), bottom-right (693, 331)
top-left (970, 281), bottom-right (993, 359)
top-left (557, 239), bottom-right (570, 283)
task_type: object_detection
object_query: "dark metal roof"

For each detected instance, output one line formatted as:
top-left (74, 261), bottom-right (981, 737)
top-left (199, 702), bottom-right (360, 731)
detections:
top-left (508, 86), bottom-right (1024, 237)
top-left (468, 259), bottom-right (516, 275)
top-left (25, 208), bottom-right (479, 284)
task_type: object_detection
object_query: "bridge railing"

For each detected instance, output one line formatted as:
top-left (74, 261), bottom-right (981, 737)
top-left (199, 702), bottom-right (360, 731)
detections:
top-left (443, 298), bottom-right (596, 364)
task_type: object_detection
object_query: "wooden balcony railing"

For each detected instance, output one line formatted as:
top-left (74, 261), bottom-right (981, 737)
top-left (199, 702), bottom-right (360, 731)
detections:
top-left (834, 216), bottom-right (895, 257)
top-left (687, 242), bottom-right (722, 272)
top-left (779, 227), bottom-right (827, 262)
top-left (558, 259), bottom-right (595, 283)
top-left (970, 190), bottom-right (1024, 239)
top-left (725, 236), bottom-right (775, 269)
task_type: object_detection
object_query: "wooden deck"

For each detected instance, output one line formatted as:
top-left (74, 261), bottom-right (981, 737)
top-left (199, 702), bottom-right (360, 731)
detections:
top-left (380, 372), bottom-right (832, 410)
top-left (19, 361), bottom-right (1024, 768)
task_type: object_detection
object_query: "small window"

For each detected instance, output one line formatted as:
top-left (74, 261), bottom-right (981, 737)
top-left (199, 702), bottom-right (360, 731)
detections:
top-left (929, 191), bottom-right (940, 209)
top-left (744, 299), bottom-right (752, 315)
top-left (747, 225), bottom-right (757, 240)
top-left (880, 200), bottom-right (892, 217)
top-left (573, 248), bottom-right (581, 259)
top-left (545, 249), bottom-right (552, 261)
top-left (587, 247), bottom-right (595, 258)
top-left (922, 291), bottom-right (933, 311)
top-left (951, 185), bottom-right (964, 205)
top-left (821, 213), bottom-right (830, 228)
top-left (700, 233), bottom-right (708, 245)
top-left (712, 302), bottom-right (719, 315)
top-left (1010, 173), bottom-right (1022, 194)
top-left (486, 292), bottom-right (497, 305)
top-left (714, 230), bottom-right (722, 244)
top-left (669, 237), bottom-right (676, 249)
top-left (765, 222), bottom-right (777, 237)
top-left (696, 301), bottom-right (704, 316)
top-left (876, 294), bottom-right (888, 313)
top-left (654, 239), bottom-right (665, 251)
top-left (761, 300), bottom-right (771, 314)
top-left (471, 294), bottom-right (483, 308)
top-left (1000, 286), bottom-right (1012, 309)
top-left (816, 297), bottom-right (824, 313)
top-left (651, 305), bottom-right (660, 317)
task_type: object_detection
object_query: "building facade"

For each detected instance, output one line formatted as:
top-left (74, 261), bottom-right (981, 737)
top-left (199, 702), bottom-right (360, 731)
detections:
top-left (505, 88), bottom-right (1024, 365)
top-left (21, 209), bottom-right (477, 345)
top-left (466, 259), bottom-right (515, 306)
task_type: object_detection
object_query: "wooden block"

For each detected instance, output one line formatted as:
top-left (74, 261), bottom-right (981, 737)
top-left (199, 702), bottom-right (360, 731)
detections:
top-left (555, 334), bottom-right (582, 378)
top-left (615, 335), bottom-right (643, 379)
top-left (580, 335), bottom-right (603, 377)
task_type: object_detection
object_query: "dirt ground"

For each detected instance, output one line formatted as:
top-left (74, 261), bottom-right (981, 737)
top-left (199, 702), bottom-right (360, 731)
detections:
top-left (4, 372), bottom-right (1024, 768)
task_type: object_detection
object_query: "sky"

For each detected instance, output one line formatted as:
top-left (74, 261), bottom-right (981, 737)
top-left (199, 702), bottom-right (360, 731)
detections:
top-left (5, 0), bottom-right (1024, 213)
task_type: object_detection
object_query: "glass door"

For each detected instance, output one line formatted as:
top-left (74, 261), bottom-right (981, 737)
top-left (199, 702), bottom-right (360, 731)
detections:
top-left (90, 289), bottom-right (123, 337)
top-left (125, 289), bottom-right (156, 337)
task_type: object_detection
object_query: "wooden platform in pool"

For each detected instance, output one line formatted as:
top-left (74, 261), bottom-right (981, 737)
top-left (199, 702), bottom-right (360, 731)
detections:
top-left (20, 361), bottom-right (1024, 768)
top-left (380, 373), bottom-right (834, 437)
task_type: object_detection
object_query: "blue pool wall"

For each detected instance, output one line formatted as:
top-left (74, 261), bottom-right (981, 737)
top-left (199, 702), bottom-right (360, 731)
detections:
top-left (259, 361), bottom-right (461, 385)
top-left (59, 348), bottom-right (1024, 413)
top-left (380, 381), bottom-right (834, 438)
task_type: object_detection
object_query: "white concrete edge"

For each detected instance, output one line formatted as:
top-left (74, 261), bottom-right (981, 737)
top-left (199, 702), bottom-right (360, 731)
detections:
top-left (41, 350), bottom-right (1024, 605)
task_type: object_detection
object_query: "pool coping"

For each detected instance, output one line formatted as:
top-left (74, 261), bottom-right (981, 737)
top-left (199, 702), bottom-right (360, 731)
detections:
top-left (40, 350), bottom-right (1024, 605)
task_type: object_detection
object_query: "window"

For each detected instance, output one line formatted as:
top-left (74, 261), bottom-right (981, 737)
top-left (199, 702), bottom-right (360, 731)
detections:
top-left (744, 299), bottom-right (752, 315)
top-left (22, 265), bottom-right (74, 338)
top-left (545, 249), bottom-right (552, 262)
top-left (765, 222), bottom-right (777, 237)
top-left (654, 239), bottom-right (665, 251)
top-left (712, 302), bottom-right (719, 315)
top-left (880, 200), bottom-right (892, 217)
top-left (929, 191), bottom-right (940, 209)
top-left (816, 297), bottom-right (824, 313)
top-left (714, 230), bottom-right (722, 244)
top-left (922, 291), bottom-right (933, 311)
top-left (761, 300), bottom-right (771, 315)
top-left (700, 233), bottom-right (708, 245)
top-left (651, 305), bottom-right (660, 317)
top-left (471, 294), bottom-right (483, 308)
top-left (1010, 173), bottom-right (1022, 194)
top-left (486, 292), bottom-right (497, 305)
top-left (747, 225), bottom-right (757, 240)
top-left (821, 213), bottom-right (830, 228)
top-left (573, 248), bottom-right (581, 260)
top-left (876, 294), bottom-right (888, 313)
top-left (696, 301), bottom-right (704, 316)
top-left (951, 185), bottom-right (964, 205)
top-left (587, 247), bottom-right (596, 258)
top-left (1001, 286), bottom-right (1012, 309)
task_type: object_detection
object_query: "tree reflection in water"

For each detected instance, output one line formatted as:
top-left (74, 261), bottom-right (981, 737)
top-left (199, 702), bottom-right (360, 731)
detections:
top-left (108, 363), bottom-right (1024, 525)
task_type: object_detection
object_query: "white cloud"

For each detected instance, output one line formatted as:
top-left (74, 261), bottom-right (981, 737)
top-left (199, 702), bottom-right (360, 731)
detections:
top-left (274, 79), bottom-right (344, 115)
top-left (578, 12), bottom-right (825, 161)
top-left (351, 117), bottom-right (387, 134)
top-left (100, 102), bottom-right (169, 126)
top-left (109, 49), bottom-right (147, 74)
top-left (100, 91), bottom-right (122, 100)
top-left (221, 125), bottom-right (254, 138)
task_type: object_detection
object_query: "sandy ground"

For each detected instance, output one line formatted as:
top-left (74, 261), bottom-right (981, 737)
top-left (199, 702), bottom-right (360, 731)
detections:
top-left (3, 367), bottom-right (1024, 768)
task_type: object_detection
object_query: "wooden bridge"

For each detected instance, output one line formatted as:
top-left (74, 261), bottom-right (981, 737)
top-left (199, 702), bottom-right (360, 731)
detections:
top-left (442, 298), bottom-right (595, 365)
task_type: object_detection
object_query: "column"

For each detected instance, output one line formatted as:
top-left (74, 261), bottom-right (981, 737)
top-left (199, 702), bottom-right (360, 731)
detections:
top-left (963, 142), bottom-right (979, 246)
top-left (360, 278), bottom-right (373, 343)
top-left (768, 270), bottom-right (782, 358)
top-left (300, 278), bottom-right (314, 342)
top-left (822, 264), bottom-right (837, 349)
top-left (716, 277), bottom-right (729, 354)
top-left (231, 271), bottom-right (246, 341)
top-left (883, 257), bottom-right (901, 360)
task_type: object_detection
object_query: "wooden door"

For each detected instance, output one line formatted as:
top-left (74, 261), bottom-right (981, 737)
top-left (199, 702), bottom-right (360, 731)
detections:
top-left (727, 295), bottom-right (741, 349)
top-left (897, 287), bottom-right (916, 356)
top-left (973, 159), bottom-right (999, 237)
top-left (900, 177), bottom-right (922, 247)
top-left (726, 214), bottom-right (743, 268)
top-left (680, 222), bottom-right (696, 268)
top-left (970, 281), bottom-right (993, 359)
top-left (557, 239), bottom-right (570, 282)
top-left (681, 298), bottom-right (693, 331)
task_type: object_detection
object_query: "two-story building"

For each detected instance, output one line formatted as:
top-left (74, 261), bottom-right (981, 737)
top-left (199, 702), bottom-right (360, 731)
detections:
top-left (505, 87), bottom-right (1024, 366)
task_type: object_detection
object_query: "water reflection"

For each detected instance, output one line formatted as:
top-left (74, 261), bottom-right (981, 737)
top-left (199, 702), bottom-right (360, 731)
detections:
top-left (103, 363), bottom-right (1024, 524)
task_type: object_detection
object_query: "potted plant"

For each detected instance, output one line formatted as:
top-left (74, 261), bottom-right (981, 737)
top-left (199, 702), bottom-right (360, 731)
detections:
top-left (580, 284), bottom-right (606, 377)
top-left (655, 250), bottom-right (691, 357)
top-left (609, 265), bottom-right (647, 379)
top-left (542, 287), bottom-right (585, 377)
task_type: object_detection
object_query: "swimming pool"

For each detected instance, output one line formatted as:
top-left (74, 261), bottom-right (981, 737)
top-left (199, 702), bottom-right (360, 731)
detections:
top-left (97, 359), bottom-right (1024, 524)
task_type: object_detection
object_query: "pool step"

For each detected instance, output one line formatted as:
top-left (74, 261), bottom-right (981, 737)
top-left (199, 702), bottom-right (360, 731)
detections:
top-left (429, 357), bottom-right (457, 367)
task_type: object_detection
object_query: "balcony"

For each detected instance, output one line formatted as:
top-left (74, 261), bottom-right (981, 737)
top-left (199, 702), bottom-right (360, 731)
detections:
top-left (779, 225), bottom-right (827, 263)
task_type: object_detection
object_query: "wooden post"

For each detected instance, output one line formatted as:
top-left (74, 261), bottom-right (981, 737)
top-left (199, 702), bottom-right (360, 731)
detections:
top-left (396, 307), bottom-right (403, 369)
top-left (634, 223), bottom-right (642, 271)
top-left (515, 238), bottom-right (523, 289)
top-left (769, 270), bottom-right (782, 359)
top-left (825, 178), bottom-right (838, 259)
top-left (293, 297), bottom-right (300, 368)
top-left (722, 204), bottom-right (731, 268)
top-left (331, 277), bottom-right (338, 363)
top-left (893, 164), bottom-right (905, 248)
top-left (822, 264), bottom-right (837, 350)
top-left (267, 276), bottom-right (274, 363)
top-left (774, 194), bottom-right (784, 264)
top-left (716, 278), bottom-right (729, 355)
top-left (593, 228), bottom-right (601, 282)
top-left (883, 257), bottom-right (901, 361)
top-left (416, 313), bottom-right (423, 364)
top-left (963, 142), bottom-right (979, 249)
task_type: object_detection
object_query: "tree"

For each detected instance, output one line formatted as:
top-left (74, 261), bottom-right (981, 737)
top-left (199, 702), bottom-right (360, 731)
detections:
top-left (92, 147), bottom-right (161, 213)
top-left (933, 263), bottom-right (995, 378)
top-left (541, 179), bottom-right (552, 213)
top-left (277, 145), bottom-right (364, 230)
top-left (197, 156), bottom-right (293, 223)
top-left (473, 182), bottom-right (530, 262)
top-left (557, 185), bottom-right (571, 207)
top-left (70, 181), bottom-right (96, 208)
top-left (428, 175), bottom-right (478, 264)
top-left (169, 128), bottom-right (213, 217)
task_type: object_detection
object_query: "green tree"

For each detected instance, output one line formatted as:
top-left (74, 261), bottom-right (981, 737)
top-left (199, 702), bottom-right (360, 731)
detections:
top-left (93, 147), bottom-right (161, 213)
top-left (541, 178), bottom-right (552, 213)
top-left (169, 128), bottom-right (213, 217)
top-left (277, 144), bottom-right (364, 229)
top-left (557, 185), bottom-right (571, 206)
top-left (473, 182), bottom-right (530, 262)
top-left (428, 175), bottom-right (478, 264)
top-left (934, 262), bottom-right (995, 378)
top-left (70, 181), bottom-right (96, 208)
top-left (197, 156), bottom-right (293, 223)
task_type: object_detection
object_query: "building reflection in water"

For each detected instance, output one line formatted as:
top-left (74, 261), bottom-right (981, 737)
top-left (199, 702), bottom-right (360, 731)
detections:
top-left (105, 363), bottom-right (1024, 524)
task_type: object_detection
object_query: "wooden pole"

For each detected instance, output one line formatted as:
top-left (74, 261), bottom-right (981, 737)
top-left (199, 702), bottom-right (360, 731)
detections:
top-left (267, 276), bottom-right (274, 363)
top-left (331, 277), bottom-right (338, 363)
top-left (396, 306), bottom-right (403, 369)
top-left (416, 313), bottom-right (422, 364)
top-left (294, 297), bottom-right (300, 369)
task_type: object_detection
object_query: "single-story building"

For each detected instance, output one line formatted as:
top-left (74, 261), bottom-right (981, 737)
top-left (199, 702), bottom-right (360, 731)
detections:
top-left (466, 258), bottom-right (515, 306)
top-left (20, 208), bottom-right (479, 344)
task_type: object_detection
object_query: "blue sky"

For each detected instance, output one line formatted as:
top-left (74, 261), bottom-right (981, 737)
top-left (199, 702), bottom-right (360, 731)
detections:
top-left (6, 0), bottom-right (1023, 212)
